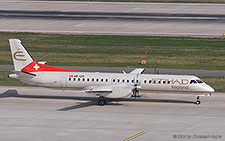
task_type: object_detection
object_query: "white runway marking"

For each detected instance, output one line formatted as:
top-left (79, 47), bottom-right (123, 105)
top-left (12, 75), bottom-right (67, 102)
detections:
top-left (74, 22), bottom-right (89, 28)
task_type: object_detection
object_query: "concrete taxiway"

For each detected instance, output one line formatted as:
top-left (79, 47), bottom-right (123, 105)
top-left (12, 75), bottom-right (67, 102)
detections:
top-left (0, 1), bottom-right (225, 37)
top-left (0, 86), bottom-right (225, 140)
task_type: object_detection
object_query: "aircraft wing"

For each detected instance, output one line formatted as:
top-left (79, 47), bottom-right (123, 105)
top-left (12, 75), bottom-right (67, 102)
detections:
top-left (84, 84), bottom-right (134, 98)
top-left (129, 68), bottom-right (145, 74)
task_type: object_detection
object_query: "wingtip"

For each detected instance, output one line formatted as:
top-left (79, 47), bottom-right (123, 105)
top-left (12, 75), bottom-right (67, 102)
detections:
top-left (9, 39), bottom-right (21, 42)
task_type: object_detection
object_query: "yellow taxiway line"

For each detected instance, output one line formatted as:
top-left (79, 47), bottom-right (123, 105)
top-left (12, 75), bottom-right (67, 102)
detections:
top-left (124, 131), bottom-right (147, 141)
top-left (120, 100), bottom-right (225, 106)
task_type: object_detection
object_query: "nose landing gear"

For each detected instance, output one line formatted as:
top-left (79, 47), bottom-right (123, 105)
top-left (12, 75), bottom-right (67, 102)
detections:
top-left (195, 96), bottom-right (201, 105)
top-left (195, 93), bottom-right (211, 105)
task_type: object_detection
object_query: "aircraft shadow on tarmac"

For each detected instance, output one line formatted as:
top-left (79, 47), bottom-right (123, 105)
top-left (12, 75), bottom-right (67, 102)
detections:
top-left (0, 89), bottom-right (195, 110)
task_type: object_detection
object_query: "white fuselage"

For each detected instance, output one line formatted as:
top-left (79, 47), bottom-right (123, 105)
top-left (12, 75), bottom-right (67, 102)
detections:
top-left (18, 71), bottom-right (214, 97)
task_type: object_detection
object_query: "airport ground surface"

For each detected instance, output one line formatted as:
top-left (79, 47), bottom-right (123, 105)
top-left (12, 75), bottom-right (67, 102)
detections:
top-left (0, 86), bottom-right (225, 140)
top-left (0, 1), bottom-right (225, 37)
top-left (0, 1), bottom-right (225, 140)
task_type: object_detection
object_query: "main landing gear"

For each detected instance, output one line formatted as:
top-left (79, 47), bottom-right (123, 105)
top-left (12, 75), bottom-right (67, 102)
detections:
top-left (98, 96), bottom-right (106, 106)
top-left (131, 89), bottom-right (140, 98)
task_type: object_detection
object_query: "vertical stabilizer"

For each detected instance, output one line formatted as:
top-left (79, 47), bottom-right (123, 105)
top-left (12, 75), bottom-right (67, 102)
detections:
top-left (9, 39), bottom-right (34, 71)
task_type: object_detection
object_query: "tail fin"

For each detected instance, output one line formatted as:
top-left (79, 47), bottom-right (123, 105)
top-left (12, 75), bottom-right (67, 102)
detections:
top-left (9, 39), bottom-right (34, 71)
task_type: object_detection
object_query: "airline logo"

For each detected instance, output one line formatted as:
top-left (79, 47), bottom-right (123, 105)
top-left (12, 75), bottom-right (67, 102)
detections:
top-left (33, 64), bottom-right (40, 70)
top-left (13, 51), bottom-right (26, 61)
top-left (150, 78), bottom-right (189, 85)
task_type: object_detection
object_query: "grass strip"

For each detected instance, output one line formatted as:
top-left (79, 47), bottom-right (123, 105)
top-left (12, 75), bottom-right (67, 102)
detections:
top-left (0, 32), bottom-right (224, 70)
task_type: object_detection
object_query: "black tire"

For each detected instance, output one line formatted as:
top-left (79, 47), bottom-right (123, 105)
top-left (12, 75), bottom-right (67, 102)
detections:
top-left (98, 99), bottom-right (106, 106)
top-left (196, 101), bottom-right (201, 105)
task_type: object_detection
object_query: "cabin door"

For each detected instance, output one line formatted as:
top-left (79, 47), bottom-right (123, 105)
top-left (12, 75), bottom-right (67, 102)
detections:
top-left (61, 77), bottom-right (67, 88)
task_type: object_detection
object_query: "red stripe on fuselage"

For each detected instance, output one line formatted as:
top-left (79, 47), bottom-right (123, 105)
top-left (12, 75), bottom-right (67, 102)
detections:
top-left (21, 61), bottom-right (78, 73)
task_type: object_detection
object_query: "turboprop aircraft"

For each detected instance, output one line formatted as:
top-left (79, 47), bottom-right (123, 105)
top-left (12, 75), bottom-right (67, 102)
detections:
top-left (8, 39), bottom-right (215, 106)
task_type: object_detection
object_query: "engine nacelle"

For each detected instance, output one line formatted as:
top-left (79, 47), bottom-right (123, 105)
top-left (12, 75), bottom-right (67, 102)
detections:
top-left (86, 84), bottom-right (135, 98)
top-left (105, 85), bottom-right (134, 98)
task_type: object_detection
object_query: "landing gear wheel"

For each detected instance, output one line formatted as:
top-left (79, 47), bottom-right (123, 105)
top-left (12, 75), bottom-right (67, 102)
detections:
top-left (196, 100), bottom-right (201, 105)
top-left (131, 89), bottom-right (140, 98)
top-left (195, 96), bottom-right (201, 105)
top-left (98, 96), bottom-right (106, 106)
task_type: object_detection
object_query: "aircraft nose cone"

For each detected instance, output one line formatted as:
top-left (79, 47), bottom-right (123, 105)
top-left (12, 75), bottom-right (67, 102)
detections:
top-left (203, 85), bottom-right (215, 93)
top-left (209, 87), bottom-right (215, 93)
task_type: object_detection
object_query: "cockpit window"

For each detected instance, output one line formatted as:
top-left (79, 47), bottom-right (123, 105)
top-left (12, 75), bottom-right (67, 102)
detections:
top-left (190, 80), bottom-right (197, 84)
top-left (196, 79), bottom-right (204, 83)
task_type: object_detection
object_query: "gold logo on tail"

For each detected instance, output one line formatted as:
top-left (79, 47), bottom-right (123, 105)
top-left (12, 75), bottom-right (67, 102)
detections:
top-left (13, 51), bottom-right (26, 61)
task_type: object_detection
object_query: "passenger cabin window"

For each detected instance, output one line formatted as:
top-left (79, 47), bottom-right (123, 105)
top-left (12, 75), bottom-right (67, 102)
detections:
top-left (127, 80), bottom-right (129, 83)
top-left (144, 80), bottom-right (147, 83)
top-left (149, 80), bottom-right (151, 83)
top-left (113, 79), bottom-right (116, 82)
top-left (101, 79), bottom-right (104, 82)
top-left (83, 78), bottom-right (85, 81)
top-left (106, 79), bottom-right (108, 82)
top-left (87, 78), bottom-right (89, 81)
top-left (92, 78), bottom-right (94, 82)
top-left (69, 78), bottom-right (71, 81)
top-left (190, 80), bottom-right (197, 84)
top-left (118, 79), bottom-right (120, 83)
top-left (96, 78), bottom-right (99, 82)
top-left (122, 79), bottom-right (125, 83)
top-left (74, 78), bottom-right (76, 81)
top-left (78, 78), bottom-right (80, 81)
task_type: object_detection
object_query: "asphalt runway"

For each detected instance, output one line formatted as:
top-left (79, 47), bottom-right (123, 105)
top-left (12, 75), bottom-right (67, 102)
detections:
top-left (0, 1), bottom-right (225, 37)
top-left (1, 65), bottom-right (225, 76)
top-left (0, 86), bottom-right (225, 140)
